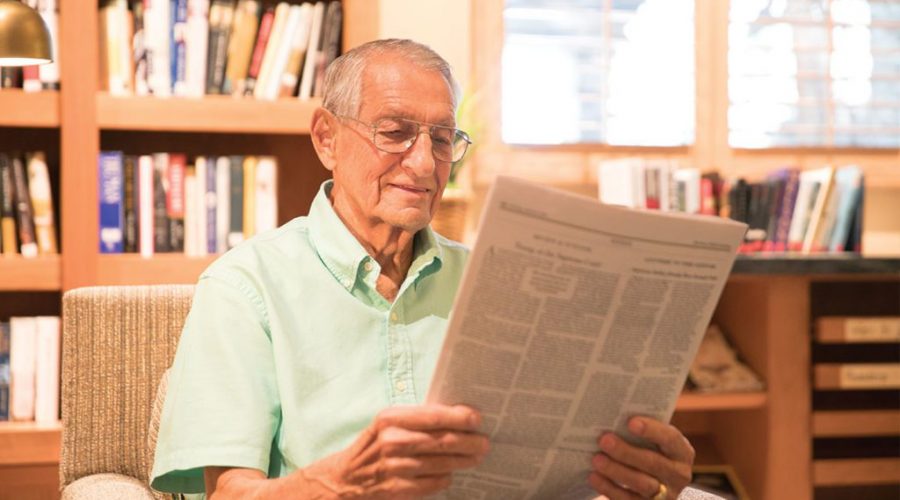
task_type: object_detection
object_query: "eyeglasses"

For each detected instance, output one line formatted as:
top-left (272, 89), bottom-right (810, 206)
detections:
top-left (336, 115), bottom-right (472, 163)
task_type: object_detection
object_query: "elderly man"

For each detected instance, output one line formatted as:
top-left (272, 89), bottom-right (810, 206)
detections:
top-left (151, 39), bottom-right (694, 499)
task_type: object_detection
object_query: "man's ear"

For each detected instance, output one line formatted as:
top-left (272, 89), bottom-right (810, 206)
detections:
top-left (310, 108), bottom-right (338, 172)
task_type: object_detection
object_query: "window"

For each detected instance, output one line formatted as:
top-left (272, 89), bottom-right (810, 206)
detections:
top-left (501, 0), bottom-right (695, 146)
top-left (729, 0), bottom-right (900, 148)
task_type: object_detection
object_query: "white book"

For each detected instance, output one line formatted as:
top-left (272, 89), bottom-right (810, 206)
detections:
top-left (278, 4), bottom-right (313, 98)
top-left (34, 316), bottom-right (60, 424)
top-left (27, 152), bottom-right (57, 254)
top-left (144, 0), bottom-right (172, 96)
top-left (215, 156), bottom-right (230, 253)
top-left (184, 0), bottom-right (209, 97)
top-left (598, 158), bottom-right (643, 209)
top-left (36, 0), bottom-right (60, 88)
top-left (787, 170), bottom-right (819, 250)
top-left (138, 155), bottom-right (155, 257)
top-left (801, 166), bottom-right (836, 254)
top-left (297, 1), bottom-right (325, 100)
top-left (194, 157), bottom-right (208, 256)
top-left (254, 156), bottom-right (278, 234)
top-left (9, 317), bottom-right (37, 422)
top-left (672, 168), bottom-right (701, 214)
top-left (254, 2), bottom-right (291, 100)
top-left (259, 4), bottom-right (303, 100)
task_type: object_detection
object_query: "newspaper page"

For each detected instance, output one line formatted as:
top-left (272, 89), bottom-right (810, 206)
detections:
top-left (427, 176), bottom-right (747, 499)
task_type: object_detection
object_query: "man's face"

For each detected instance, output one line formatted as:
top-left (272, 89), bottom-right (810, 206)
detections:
top-left (330, 54), bottom-right (455, 234)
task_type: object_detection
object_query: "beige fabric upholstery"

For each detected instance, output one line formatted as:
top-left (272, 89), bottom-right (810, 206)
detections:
top-left (61, 473), bottom-right (158, 500)
top-left (60, 285), bottom-right (194, 496)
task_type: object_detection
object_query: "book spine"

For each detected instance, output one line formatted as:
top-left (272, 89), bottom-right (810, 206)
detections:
top-left (22, 65), bottom-right (42, 93)
top-left (773, 169), bottom-right (800, 252)
top-left (137, 155), bottom-right (155, 257)
top-left (278, 4), bottom-right (312, 98)
top-left (816, 317), bottom-right (900, 343)
top-left (205, 155), bottom-right (217, 253)
top-left (297, 1), bottom-right (325, 100)
top-left (215, 156), bottom-right (230, 253)
top-left (9, 317), bottom-right (37, 421)
top-left (0, 154), bottom-right (18, 255)
top-left (132, 0), bottom-right (149, 95)
top-left (33, 316), bottom-right (60, 424)
top-left (145, 0), bottom-right (172, 96)
top-left (0, 67), bottom-right (22, 88)
top-left (223, 0), bottom-right (260, 95)
top-left (37, 0), bottom-right (61, 89)
top-left (26, 152), bottom-right (58, 254)
top-left (242, 156), bottom-right (256, 238)
top-left (11, 155), bottom-right (38, 258)
top-left (227, 155), bottom-right (244, 248)
top-left (193, 157), bottom-right (208, 256)
top-left (167, 153), bottom-right (186, 252)
top-left (312, 0), bottom-right (341, 98)
top-left (242, 6), bottom-right (275, 96)
top-left (0, 322), bottom-right (9, 421)
top-left (253, 2), bottom-right (291, 100)
top-left (171, 0), bottom-right (189, 95)
top-left (152, 153), bottom-right (171, 252)
top-left (183, 165), bottom-right (196, 256)
top-left (184, 0), bottom-right (209, 97)
top-left (254, 156), bottom-right (277, 234)
top-left (123, 155), bottom-right (138, 252)
top-left (98, 151), bottom-right (124, 253)
top-left (206, 0), bottom-right (235, 94)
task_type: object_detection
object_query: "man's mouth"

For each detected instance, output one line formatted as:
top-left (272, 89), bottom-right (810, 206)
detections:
top-left (390, 184), bottom-right (431, 193)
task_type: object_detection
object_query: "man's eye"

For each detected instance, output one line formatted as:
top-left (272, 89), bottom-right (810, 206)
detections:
top-left (379, 130), bottom-right (408, 139)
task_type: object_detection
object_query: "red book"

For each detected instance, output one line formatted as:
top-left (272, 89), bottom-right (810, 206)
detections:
top-left (243, 6), bottom-right (275, 96)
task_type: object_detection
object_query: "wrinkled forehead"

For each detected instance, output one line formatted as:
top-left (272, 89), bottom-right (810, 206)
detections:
top-left (358, 54), bottom-right (456, 119)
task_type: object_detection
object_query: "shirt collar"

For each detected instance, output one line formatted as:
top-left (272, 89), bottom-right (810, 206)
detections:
top-left (308, 180), bottom-right (444, 294)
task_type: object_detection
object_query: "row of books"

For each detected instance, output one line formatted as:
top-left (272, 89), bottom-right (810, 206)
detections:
top-left (0, 316), bottom-right (60, 423)
top-left (597, 159), bottom-right (864, 254)
top-left (0, 152), bottom-right (58, 258)
top-left (99, 152), bottom-right (278, 256)
top-left (100, 0), bottom-right (342, 99)
top-left (0, 0), bottom-right (60, 91)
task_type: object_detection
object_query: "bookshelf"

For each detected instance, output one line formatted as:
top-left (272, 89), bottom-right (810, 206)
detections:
top-left (0, 256), bottom-right (61, 291)
top-left (0, 90), bottom-right (60, 128)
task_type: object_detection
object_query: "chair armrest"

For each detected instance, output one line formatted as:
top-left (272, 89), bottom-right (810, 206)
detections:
top-left (61, 473), bottom-right (160, 500)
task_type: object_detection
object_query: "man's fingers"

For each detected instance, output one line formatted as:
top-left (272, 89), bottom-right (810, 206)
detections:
top-left (379, 426), bottom-right (490, 457)
top-left (587, 471), bottom-right (645, 500)
top-left (591, 453), bottom-right (660, 498)
top-left (598, 433), bottom-right (690, 490)
top-left (628, 417), bottom-right (696, 464)
top-left (374, 404), bottom-right (481, 432)
top-left (382, 454), bottom-right (484, 477)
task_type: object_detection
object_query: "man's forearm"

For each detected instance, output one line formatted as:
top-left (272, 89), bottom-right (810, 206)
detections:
top-left (205, 466), bottom-right (344, 500)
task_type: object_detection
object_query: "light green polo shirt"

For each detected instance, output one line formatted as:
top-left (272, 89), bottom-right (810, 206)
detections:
top-left (150, 180), bottom-right (468, 494)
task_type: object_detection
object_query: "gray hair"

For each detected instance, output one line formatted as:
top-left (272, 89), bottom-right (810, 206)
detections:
top-left (321, 38), bottom-right (460, 118)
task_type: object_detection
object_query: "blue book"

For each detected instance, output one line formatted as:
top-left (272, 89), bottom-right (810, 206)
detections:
top-left (171, 0), bottom-right (188, 94)
top-left (0, 322), bottom-right (10, 421)
top-left (98, 151), bottom-right (124, 253)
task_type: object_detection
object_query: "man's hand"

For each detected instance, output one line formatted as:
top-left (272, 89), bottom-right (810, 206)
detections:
top-left (302, 404), bottom-right (489, 499)
top-left (588, 416), bottom-right (694, 499)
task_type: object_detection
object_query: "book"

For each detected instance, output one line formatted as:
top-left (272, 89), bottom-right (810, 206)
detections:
top-left (99, 151), bottom-right (124, 253)
top-left (242, 5), bottom-right (275, 96)
top-left (138, 155), bottom-right (155, 257)
top-left (184, 0), bottom-right (210, 97)
top-left (297, 1), bottom-right (325, 100)
top-left (205, 0), bottom-right (236, 94)
top-left (171, 0), bottom-right (190, 96)
top-left (227, 155), bottom-right (244, 248)
top-left (36, 0), bottom-right (61, 89)
top-left (144, 0), bottom-right (172, 96)
top-left (771, 168), bottom-right (800, 251)
top-left (312, 0), bottom-right (342, 98)
top-left (258, 3), bottom-right (305, 100)
top-left (598, 158), bottom-right (644, 209)
top-left (814, 363), bottom-right (900, 390)
top-left (426, 176), bottom-right (746, 498)
top-left (34, 316), bottom-right (60, 423)
top-left (205, 155), bottom-right (217, 253)
top-left (193, 156), bottom-right (209, 256)
top-left (815, 316), bottom-right (900, 343)
top-left (0, 154), bottom-right (17, 255)
top-left (26, 152), bottom-right (58, 255)
top-left (254, 156), bottom-right (277, 234)
top-left (827, 166), bottom-right (863, 252)
top-left (0, 67), bottom-right (22, 88)
top-left (132, 0), bottom-right (149, 95)
top-left (253, 2), bottom-right (291, 100)
top-left (167, 153), bottom-right (187, 252)
top-left (801, 166), bottom-right (835, 254)
top-left (215, 156), bottom-right (230, 253)
top-left (222, 0), bottom-right (259, 95)
top-left (183, 164), bottom-right (198, 256)
top-left (152, 153), bottom-right (171, 252)
top-left (9, 316), bottom-right (37, 421)
top-left (242, 155), bottom-right (256, 238)
top-left (123, 155), bottom-right (138, 252)
top-left (11, 155), bottom-right (38, 258)
top-left (0, 322), bottom-right (9, 421)
top-left (278, 3), bottom-right (313, 98)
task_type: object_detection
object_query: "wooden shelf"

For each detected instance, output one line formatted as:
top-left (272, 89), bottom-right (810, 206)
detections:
top-left (0, 255), bottom-right (62, 291)
top-left (96, 254), bottom-right (217, 285)
top-left (0, 421), bottom-right (61, 465)
top-left (676, 391), bottom-right (767, 411)
top-left (0, 90), bottom-right (59, 128)
top-left (813, 457), bottom-right (900, 486)
top-left (813, 410), bottom-right (900, 437)
top-left (96, 93), bottom-right (320, 134)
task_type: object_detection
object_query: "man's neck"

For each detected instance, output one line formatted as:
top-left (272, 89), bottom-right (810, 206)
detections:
top-left (330, 195), bottom-right (417, 301)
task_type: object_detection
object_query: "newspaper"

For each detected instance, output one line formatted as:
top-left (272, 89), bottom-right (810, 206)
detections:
top-left (427, 176), bottom-right (747, 499)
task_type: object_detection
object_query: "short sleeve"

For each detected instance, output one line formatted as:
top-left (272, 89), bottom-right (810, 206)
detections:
top-left (150, 273), bottom-right (281, 494)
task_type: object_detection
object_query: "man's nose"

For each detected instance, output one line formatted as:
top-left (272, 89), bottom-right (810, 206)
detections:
top-left (402, 130), bottom-right (436, 176)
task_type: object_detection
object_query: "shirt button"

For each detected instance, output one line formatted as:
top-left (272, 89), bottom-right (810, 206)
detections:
top-left (390, 312), bottom-right (398, 322)
top-left (364, 261), bottom-right (373, 272)
top-left (395, 380), bottom-right (407, 392)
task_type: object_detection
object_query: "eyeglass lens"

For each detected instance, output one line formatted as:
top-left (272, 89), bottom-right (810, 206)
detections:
top-left (372, 118), bottom-right (468, 162)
